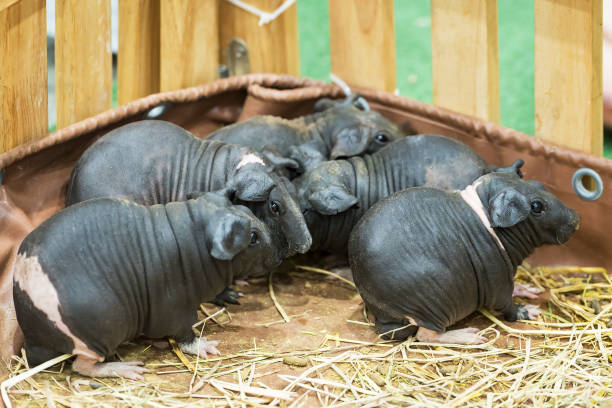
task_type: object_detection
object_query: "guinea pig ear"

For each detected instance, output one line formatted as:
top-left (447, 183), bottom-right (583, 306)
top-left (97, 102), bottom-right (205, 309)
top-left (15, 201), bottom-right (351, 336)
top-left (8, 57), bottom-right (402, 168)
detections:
top-left (331, 127), bottom-right (369, 159)
top-left (308, 185), bottom-right (358, 215)
top-left (262, 151), bottom-right (300, 171)
top-left (209, 212), bottom-right (251, 260)
top-left (313, 98), bottom-right (337, 112)
top-left (488, 189), bottom-right (531, 228)
top-left (232, 167), bottom-right (275, 202)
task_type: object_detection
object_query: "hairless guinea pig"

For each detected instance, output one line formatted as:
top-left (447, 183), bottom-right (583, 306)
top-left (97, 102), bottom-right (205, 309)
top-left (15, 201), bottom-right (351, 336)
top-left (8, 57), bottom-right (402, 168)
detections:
top-left (349, 172), bottom-right (580, 344)
top-left (13, 190), bottom-right (280, 379)
top-left (66, 120), bottom-right (311, 306)
top-left (294, 134), bottom-right (524, 255)
top-left (207, 95), bottom-right (406, 174)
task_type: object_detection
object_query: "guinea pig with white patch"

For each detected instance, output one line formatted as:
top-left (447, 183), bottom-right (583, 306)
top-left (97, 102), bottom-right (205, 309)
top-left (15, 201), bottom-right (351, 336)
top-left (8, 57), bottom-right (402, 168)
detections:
top-left (349, 172), bottom-right (579, 344)
top-left (13, 190), bottom-right (280, 379)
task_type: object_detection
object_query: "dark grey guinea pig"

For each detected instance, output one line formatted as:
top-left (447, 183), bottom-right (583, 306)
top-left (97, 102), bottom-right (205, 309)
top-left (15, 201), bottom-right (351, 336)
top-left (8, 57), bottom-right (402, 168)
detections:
top-left (66, 120), bottom-right (311, 258)
top-left (14, 190), bottom-right (280, 379)
top-left (349, 172), bottom-right (579, 344)
top-left (295, 134), bottom-right (523, 255)
top-left (208, 95), bottom-right (405, 174)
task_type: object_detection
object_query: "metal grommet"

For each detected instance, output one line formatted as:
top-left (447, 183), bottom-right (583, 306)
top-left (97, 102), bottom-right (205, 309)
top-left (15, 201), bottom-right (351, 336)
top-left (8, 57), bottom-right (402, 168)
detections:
top-left (572, 168), bottom-right (603, 201)
top-left (143, 102), bottom-right (173, 120)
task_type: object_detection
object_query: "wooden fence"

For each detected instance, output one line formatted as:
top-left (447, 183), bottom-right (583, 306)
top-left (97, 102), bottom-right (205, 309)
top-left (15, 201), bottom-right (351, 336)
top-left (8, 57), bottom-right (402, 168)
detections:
top-left (0, 0), bottom-right (603, 157)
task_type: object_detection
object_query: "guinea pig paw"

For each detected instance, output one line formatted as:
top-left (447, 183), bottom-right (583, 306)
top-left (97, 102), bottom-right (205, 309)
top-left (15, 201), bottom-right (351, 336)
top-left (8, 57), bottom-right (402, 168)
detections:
top-left (180, 337), bottom-right (221, 359)
top-left (73, 358), bottom-right (150, 380)
top-left (416, 327), bottom-right (487, 345)
top-left (234, 279), bottom-right (250, 287)
top-left (524, 304), bottom-right (542, 320)
top-left (512, 282), bottom-right (544, 299)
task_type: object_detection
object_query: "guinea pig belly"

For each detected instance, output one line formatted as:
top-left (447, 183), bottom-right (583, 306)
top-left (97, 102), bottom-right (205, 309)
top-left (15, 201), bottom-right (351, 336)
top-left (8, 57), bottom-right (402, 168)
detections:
top-left (13, 254), bottom-right (104, 363)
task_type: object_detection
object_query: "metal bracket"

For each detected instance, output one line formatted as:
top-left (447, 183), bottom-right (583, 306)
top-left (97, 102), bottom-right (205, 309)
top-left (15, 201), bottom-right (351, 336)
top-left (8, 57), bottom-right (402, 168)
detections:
top-left (225, 38), bottom-right (250, 76)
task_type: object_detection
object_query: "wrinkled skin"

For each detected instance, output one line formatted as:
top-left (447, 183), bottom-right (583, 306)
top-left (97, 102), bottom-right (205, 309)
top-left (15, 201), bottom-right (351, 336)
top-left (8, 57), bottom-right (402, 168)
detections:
top-left (295, 134), bottom-right (524, 255)
top-left (208, 96), bottom-right (406, 175)
top-left (14, 191), bottom-right (281, 374)
top-left (66, 120), bottom-right (312, 259)
top-left (349, 173), bottom-right (579, 342)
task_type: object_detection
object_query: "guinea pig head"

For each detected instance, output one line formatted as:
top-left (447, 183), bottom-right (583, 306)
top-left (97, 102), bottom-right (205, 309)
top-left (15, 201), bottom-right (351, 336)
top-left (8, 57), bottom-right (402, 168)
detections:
top-left (294, 160), bottom-right (359, 219)
top-left (313, 98), bottom-right (405, 159)
top-left (481, 173), bottom-right (580, 247)
top-left (226, 205), bottom-right (281, 278)
top-left (230, 162), bottom-right (312, 258)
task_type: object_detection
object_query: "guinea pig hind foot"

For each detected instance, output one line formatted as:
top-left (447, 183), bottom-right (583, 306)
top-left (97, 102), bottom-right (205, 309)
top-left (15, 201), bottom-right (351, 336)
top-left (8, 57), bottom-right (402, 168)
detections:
top-left (512, 282), bottom-right (544, 299)
top-left (72, 356), bottom-right (150, 380)
top-left (179, 336), bottom-right (220, 359)
top-left (416, 327), bottom-right (487, 345)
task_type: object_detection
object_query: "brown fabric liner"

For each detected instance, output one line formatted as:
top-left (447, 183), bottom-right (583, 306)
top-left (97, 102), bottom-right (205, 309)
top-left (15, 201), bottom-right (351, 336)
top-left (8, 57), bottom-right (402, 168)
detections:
top-left (1, 73), bottom-right (610, 363)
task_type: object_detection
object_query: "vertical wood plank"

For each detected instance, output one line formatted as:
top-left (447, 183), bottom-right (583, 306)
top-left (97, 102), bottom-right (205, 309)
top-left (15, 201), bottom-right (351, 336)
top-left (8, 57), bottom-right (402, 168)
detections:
top-left (430, 0), bottom-right (500, 123)
top-left (328, 0), bottom-right (396, 92)
top-left (118, 0), bottom-right (160, 105)
top-left (55, 0), bottom-right (112, 129)
top-left (535, 0), bottom-right (602, 155)
top-left (0, 0), bottom-right (47, 153)
top-left (160, 0), bottom-right (219, 92)
top-left (219, 0), bottom-right (299, 75)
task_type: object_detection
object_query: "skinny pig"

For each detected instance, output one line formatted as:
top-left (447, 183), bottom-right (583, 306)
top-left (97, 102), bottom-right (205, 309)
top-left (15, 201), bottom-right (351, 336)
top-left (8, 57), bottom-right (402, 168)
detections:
top-left (349, 173), bottom-right (579, 344)
top-left (14, 191), bottom-right (280, 378)
top-left (295, 134), bottom-right (523, 255)
top-left (208, 96), bottom-right (405, 173)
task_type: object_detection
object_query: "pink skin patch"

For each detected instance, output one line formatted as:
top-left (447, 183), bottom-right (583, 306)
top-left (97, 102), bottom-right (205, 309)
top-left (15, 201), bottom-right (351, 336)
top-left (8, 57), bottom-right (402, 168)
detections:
top-left (234, 279), bottom-right (250, 287)
top-left (236, 153), bottom-right (265, 169)
top-left (416, 327), bottom-right (488, 345)
top-left (523, 304), bottom-right (542, 320)
top-left (459, 181), bottom-right (506, 253)
top-left (513, 282), bottom-right (544, 299)
top-left (179, 336), bottom-right (220, 359)
top-left (72, 357), bottom-right (150, 380)
top-left (13, 255), bottom-right (103, 363)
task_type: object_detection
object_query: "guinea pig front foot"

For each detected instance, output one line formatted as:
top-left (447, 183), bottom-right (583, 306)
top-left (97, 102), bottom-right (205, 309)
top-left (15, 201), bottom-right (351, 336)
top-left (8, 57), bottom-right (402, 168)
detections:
top-left (179, 336), bottom-right (221, 359)
top-left (72, 356), bottom-right (150, 380)
top-left (211, 286), bottom-right (244, 306)
top-left (415, 327), bottom-right (487, 345)
top-left (516, 304), bottom-right (542, 320)
top-left (512, 282), bottom-right (544, 299)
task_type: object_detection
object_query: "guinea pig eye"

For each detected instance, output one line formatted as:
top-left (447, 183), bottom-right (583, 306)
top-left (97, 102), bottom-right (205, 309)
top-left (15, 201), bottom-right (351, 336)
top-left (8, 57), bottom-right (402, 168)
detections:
top-left (270, 200), bottom-right (281, 215)
top-left (531, 200), bottom-right (544, 214)
top-left (250, 231), bottom-right (259, 245)
top-left (375, 133), bottom-right (388, 143)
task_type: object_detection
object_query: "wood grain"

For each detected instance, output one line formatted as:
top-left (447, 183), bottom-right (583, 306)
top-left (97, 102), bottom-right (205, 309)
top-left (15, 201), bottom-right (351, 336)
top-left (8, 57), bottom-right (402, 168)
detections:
top-left (160, 0), bottom-right (219, 92)
top-left (55, 0), bottom-right (112, 129)
top-left (535, 0), bottom-right (602, 155)
top-left (219, 0), bottom-right (299, 75)
top-left (0, 0), bottom-right (19, 12)
top-left (431, 0), bottom-right (500, 123)
top-left (0, 0), bottom-right (47, 153)
top-left (328, 0), bottom-right (396, 92)
top-left (118, 0), bottom-right (160, 105)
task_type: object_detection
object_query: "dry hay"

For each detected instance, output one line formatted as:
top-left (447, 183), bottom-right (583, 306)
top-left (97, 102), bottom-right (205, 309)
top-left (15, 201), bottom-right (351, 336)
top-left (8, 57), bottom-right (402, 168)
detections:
top-left (3, 263), bottom-right (612, 407)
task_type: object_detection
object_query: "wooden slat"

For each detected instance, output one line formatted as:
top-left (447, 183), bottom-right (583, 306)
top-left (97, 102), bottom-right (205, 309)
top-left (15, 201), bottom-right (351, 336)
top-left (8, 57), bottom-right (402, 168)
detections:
top-left (160, 0), bottom-right (219, 92)
top-left (219, 0), bottom-right (299, 75)
top-left (535, 0), bottom-right (602, 155)
top-left (0, 0), bottom-right (47, 153)
top-left (430, 0), bottom-right (500, 123)
top-left (0, 0), bottom-right (19, 12)
top-left (55, 0), bottom-right (112, 129)
top-left (118, 0), bottom-right (160, 105)
top-left (328, 0), bottom-right (396, 92)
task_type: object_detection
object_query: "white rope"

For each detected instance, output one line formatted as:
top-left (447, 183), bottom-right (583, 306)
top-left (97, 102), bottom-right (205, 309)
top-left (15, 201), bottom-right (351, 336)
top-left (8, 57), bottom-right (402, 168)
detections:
top-left (329, 73), bottom-right (352, 97)
top-left (224, 0), bottom-right (296, 26)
